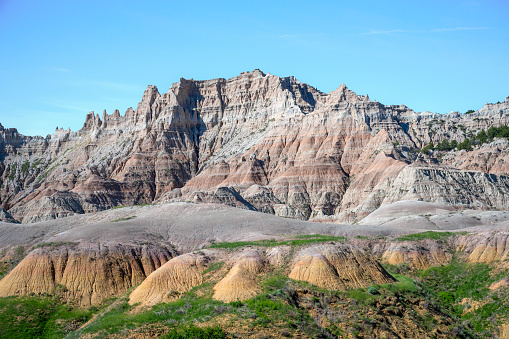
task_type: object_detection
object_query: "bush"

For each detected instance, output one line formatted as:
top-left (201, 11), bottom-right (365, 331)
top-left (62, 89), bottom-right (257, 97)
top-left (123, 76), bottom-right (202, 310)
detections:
top-left (421, 142), bottom-right (434, 154)
top-left (367, 286), bottom-right (379, 295)
top-left (457, 138), bottom-right (472, 151)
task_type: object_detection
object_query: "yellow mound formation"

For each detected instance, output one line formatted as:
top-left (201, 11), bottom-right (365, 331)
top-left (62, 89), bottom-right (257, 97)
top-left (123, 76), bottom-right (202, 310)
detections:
top-left (129, 252), bottom-right (208, 307)
top-left (289, 244), bottom-right (394, 289)
top-left (212, 249), bottom-right (265, 302)
top-left (0, 243), bottom-right (174, 306)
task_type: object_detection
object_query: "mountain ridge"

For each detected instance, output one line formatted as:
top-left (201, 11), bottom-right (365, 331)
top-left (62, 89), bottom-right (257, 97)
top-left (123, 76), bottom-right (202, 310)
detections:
top-left (1, 70), bottom-right (509, 223)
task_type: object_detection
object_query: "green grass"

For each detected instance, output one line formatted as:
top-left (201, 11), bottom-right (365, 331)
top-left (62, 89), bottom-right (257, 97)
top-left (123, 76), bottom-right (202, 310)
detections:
top-left (208, 234), bottom-right (346, 249)
top-left (36, 162), bottom-right (60, 184)
top-left (0, 295), bottom-right (96, 339)
top-left (81, 274), bottom-right (323, 337)
top-left (419, 259), bottom-right (494, 302)
top-left (110, 216), bottom-right (136, 222)
top-left (417, 258), bottom-right (509, 336)
top-left (33, 241), bottom-right (77, 249)
top-left (82, 291), bottom-right (228, 335)
top-left (260, 273), bottom-right (291, 292)
top-left (387, 274), bottom-right (420, 293)
top-left (349, 277), bottom-right (420, 304)
top-left (162, 324), bottom-right (227, 339)
top-left (241, 276), bottom-right (320, 333)
top-left (396, 231), bottom-right (468, 242)
top-left (202, 261), bottom-right (224, 275)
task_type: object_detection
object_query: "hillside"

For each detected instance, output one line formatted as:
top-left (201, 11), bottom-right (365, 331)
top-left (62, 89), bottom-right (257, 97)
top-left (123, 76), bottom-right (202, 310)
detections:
top-left (0, 202), bottom-right (508, 337)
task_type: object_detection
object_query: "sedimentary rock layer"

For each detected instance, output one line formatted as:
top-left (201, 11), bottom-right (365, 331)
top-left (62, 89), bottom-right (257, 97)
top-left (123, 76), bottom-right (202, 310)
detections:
top-left (1, 70), bottom-right (509, 223)
top-left (289, 243), bottom-right (395, 289)
top-left (0, 242), bottom-right (176, 306)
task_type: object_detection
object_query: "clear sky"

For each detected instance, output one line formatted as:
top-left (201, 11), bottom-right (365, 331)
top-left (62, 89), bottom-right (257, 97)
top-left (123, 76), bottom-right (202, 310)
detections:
top-left (0, 0), bottom-right (508, 136)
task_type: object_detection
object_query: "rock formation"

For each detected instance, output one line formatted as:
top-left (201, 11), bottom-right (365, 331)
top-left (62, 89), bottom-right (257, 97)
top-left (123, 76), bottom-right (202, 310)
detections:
top-left (129, 252), bottom-right (208, 307)
top-left (1, 72), bottom-right (509, 224)
top-left (289, 243), bottom-right (395, 289)
top-left (212, 249), bottom-right (265, 302)
top-left (0, 242), bottom-right (176, 306)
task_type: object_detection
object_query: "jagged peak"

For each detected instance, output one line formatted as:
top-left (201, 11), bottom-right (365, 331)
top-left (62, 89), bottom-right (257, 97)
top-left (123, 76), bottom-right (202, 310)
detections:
top-left (81, 111), bottom-right (102, 130)
top-left (135, 85), bottom-right (161, 114)
top-left (326, 83), bottom-right (369, 102)
top-left (238, 69), bottom-right (267, 78)
top-left (251, 68), bottom-right (266, 77)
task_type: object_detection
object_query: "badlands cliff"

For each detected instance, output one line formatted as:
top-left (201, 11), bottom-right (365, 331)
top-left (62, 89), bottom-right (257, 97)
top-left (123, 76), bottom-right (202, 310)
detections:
top-left (1, 70), bottom-right (509, 224)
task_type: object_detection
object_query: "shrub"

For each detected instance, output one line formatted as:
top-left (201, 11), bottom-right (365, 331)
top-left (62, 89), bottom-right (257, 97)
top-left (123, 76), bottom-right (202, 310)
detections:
top-left (367, 286), bottom-right (379, 295)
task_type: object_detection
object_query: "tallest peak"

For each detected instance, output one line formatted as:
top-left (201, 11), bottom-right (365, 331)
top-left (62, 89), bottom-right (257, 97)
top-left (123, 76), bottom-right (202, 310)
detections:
top-left (237, 69), bottom-right (267, 79)
top-left (251, 69), bottom-right (266, 77)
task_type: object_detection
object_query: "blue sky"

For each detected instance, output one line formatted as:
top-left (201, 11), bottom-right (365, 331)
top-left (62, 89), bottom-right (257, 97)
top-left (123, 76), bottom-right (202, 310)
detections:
top-left (0, 0), bottom-right (508, 136)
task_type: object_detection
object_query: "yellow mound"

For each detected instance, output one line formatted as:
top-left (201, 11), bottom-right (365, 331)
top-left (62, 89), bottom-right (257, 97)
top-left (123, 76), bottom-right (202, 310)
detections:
top-left (455, 232), bottom-right (509, 265)
top-left (212, 250), bottom-right (264, 302)
top-left (381, 240), bottom-right (450, 269)
top-left (289, 244), bottom-right (394, 289)
top-left (0, 243), bottom-right (174, 306)
top-left (129, 252), bottom-right (208, 306)
top-left (490, 278), bottom-right (509, 290)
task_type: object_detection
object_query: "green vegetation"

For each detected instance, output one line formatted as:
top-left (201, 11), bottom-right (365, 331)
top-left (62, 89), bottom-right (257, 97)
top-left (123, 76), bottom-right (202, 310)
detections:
top-left (162, 325), bottom-right (227, 339)
top-left (36, 163), bottom-right (57, 183)
top-left (202, 261), bottom-right (224, 275)
top-left (2, 234), bottom-right (508, 338)
top-left (421, 142), bottom-right (435, 154)
top-left (419, 258), bottom-right (509, 336)
top-left (111, 216), bottom-right (136, 222)
top-left (435, 139), bottom-right (458, 151)
top-left (2, 246), bottom-right (27, 278)
top-left (20, 160), bottom-right (30, 174)
top-left (457, 138), bottom-right (473, 151)
top-left (31, 158), bottom-right (43, 169)
top-left (208, 234), bottom-right (346, 249)
top-left (0, 295), bottom-right (96, 339)
top-left (77, 275), bottom-right (321, 337)
top-left (355, 235), bottom-right (385, 240)
top-left (8, 163), bottom-right (16, 180)
top-left (465, 109), bottom-right (476, 114)
top-left (33, 241), bottom-right (77, 249)
top-left (396, 231), bottom-right (468, 242)
top-left (3, 254), bottom-right (501, 338)
top-left (422, 124), bottom-right (509, 153)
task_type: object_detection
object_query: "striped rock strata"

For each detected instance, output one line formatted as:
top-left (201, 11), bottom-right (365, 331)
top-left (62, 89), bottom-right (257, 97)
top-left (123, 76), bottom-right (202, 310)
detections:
top-left (1, 70), bottom-right (509, 223)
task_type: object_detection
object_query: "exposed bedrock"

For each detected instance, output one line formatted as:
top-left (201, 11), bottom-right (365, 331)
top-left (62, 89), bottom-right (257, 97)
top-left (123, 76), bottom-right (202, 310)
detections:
top-left (129, 251), bottom-right (209, 307)
top-left (129, 242), bottom-right (395, 306)
top-left (0, 242), bottom-right (176, 306)
top-left (288, 243), bottom-right (395, 289)
top-left (1, 71), bottom-right (508, 223)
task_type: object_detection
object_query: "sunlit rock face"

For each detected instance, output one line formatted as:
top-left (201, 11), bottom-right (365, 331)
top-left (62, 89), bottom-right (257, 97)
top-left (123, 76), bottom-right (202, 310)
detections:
top-left (1, 70), bottom-right (509, 223)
